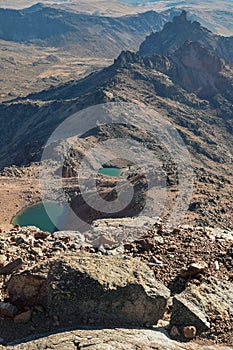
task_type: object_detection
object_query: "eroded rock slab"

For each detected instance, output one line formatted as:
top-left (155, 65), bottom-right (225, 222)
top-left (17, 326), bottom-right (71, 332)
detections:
top-left (53, 216), bottom-right (159, 249)
top-left (84, 216), bottom-right (160, 248)
top-left (171, 277), bottom-right (233, 334)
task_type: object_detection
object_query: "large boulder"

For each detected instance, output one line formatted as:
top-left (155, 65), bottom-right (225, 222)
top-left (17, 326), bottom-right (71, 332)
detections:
top-left (83, 216), bottom-right (159, 248)
top-left (54, 216), bottom-right (160, 248)
top-left (0, 251), bottom-right (170, 343)
top-left (45, 251), bottom-right (170, 327)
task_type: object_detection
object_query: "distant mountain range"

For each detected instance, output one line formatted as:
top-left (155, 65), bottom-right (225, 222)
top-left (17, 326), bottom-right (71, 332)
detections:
top-left (0, 3), bottom-right (232, 60)
top-left (0, 0), bottom-right (232, 37)
top-left (0, 5), bottom-right (168, 57)
top-left (121, 0), bottom-right (233, 36)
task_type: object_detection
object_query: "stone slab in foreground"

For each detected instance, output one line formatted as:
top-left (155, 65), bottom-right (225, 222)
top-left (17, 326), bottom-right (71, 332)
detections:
top-left (0, 252), bottom-right (170, 343)
top-left (2, 327), bottom-right (232, 350)
top-left (44, 252), bottom-right (170, 327)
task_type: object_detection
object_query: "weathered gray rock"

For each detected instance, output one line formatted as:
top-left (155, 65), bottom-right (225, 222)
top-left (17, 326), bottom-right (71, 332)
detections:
top-left (171, 295), bottom-right (210, 332)
top-left (45, 252), bottom-right (170, 328)
top-left (55, 217), bottom-right (161, 249)
top-left (171, 277), bottom-right (233, 333)
top-left (0, 252), bottom-right (170, 344)
top-left (86, 216), bottom-right (160, 248)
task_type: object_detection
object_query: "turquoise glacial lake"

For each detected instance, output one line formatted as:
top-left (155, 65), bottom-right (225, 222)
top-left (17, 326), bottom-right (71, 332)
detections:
top-left (12, 168), bottom-right (122, 232)
top-left (12, 201), bottom-right (68, 233)
top-left (98, 168), bottom-right (122, 177)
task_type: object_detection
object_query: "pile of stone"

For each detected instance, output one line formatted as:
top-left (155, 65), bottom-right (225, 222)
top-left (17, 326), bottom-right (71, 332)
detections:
top-left (0, 219), bottom-right (232, 347)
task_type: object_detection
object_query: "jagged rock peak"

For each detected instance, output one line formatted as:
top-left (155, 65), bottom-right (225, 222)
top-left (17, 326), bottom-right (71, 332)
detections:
top-left (170, 40), bottom-right (231, 99)
top-left (114, 51), bottom-right (144, 67)
top-left (173, 10), bottom-right (189, 23)
top-left (164, 10), bottom-right (202, 31)
top-left (138, 10), bottom-right (214, 57)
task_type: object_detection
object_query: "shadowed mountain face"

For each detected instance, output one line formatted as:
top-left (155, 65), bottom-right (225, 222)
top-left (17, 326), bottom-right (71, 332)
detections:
top-left (0, 6), bottom-right (167, 57)
top-left (139, 11), bottom-right (233, 65)
top-left (169, 41), bottom-right (233, 100)
top-left (128, 42), bottom-right (233, 102)
top-left (0, 12), bottom-right (232, 172)
top-left (20, 40), bottom-right (233, 109)
top-left (1, 0), bottom-right (233, 37)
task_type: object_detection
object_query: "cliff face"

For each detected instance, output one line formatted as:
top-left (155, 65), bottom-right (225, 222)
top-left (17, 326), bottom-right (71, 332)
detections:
top-left (170, 41), bottom-right (233, 99)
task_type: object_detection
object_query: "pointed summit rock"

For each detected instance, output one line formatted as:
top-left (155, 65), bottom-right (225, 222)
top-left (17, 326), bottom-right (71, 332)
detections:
top-left (173, 10), bottom-right (188, 23)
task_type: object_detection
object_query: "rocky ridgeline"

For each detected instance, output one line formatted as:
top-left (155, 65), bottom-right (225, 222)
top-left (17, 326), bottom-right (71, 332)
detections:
top-left (0, 165), bottom-right (38, 178)
top-left (115, 41), bottom-right (233, 103)
top-left (0, 219), bottom-right (232, 347)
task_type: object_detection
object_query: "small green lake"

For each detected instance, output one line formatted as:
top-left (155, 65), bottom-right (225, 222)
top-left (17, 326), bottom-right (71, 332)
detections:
top-left (12, 169), bottom-right (122, 232)
top-left (12, 201), bottom-right (68, 233)
top-left (98, 167), bottom-right (122, 177)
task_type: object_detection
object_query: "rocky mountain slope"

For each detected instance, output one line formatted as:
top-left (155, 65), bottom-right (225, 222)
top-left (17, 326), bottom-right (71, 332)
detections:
top-left (0, 9), bottom-right (232, 348)
top-left (1, 5), bottom-right (233, 103)
top-left (1, 0), bottom-right (233, 36)
top-left (0, 0), bottom-right (139, 16)
top-left (139, 11), bottom-right (233, 65)
top-left (0, 222), bottom-right (232, 346)
top-left (116, 44), bottom-right (233, 104)
top-left (0, 39), bottom-right (112, 103)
